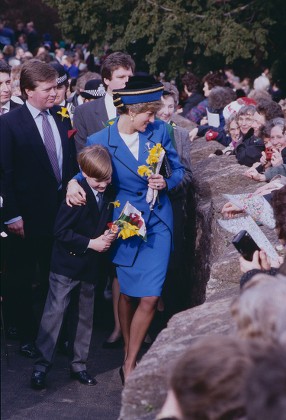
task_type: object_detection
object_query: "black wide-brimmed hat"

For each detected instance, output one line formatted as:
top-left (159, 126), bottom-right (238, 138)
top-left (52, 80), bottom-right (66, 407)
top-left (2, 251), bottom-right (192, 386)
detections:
top-left (81, 79), bottom-right (106, 100)
top-left (113, 76), bottom-right (164, 108)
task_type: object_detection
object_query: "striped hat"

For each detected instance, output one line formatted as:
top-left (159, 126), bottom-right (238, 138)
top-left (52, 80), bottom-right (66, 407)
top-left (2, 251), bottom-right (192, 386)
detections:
top-left (113, 76), bottom-right (164, 108)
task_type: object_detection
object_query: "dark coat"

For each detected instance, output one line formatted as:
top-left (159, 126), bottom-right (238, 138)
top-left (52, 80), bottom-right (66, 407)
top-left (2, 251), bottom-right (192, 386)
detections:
top-left (50, 179), bottom-right (115, 283)
top-left (235, 132), bottom-right (265, 167)
top-left (0, 103), bottom-right (79, 237)
top-left (73, 97), bottom-right (108, 152)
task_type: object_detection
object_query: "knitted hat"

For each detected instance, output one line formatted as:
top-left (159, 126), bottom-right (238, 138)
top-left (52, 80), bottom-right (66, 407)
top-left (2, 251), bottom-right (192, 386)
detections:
top-left (113, 76), bottom-right (164, 108)
top-left (81, 79), bottom-right (106, 100)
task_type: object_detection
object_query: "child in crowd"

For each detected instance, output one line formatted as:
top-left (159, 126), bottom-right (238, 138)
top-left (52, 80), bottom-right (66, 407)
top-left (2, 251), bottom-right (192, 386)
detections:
top-left (31, 145), bottom-right (116, 390)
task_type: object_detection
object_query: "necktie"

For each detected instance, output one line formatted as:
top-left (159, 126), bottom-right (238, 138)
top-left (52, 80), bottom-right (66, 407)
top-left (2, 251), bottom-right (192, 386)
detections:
top-left (40, 111), bottom-right (61, 184)
top-left (0, 108), bottom-right (5, 115)
top-left (97, 192), bottom-right (104, 211)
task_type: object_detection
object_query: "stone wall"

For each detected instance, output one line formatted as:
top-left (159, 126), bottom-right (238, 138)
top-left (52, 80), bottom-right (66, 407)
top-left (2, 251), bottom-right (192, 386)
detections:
top-left (119, 124), bottom-right (278, 419)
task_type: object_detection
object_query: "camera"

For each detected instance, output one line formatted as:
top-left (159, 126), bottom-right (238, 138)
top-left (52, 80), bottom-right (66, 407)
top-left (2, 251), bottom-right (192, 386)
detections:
top-left (232, 230), bottom-right (260, 261)
top-left (265, 147), bottom-right (273, 161)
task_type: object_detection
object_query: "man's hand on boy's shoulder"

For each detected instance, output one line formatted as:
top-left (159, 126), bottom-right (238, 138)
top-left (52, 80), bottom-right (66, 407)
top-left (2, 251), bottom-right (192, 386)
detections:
top-left (66, 179), bottom-right (86, 207)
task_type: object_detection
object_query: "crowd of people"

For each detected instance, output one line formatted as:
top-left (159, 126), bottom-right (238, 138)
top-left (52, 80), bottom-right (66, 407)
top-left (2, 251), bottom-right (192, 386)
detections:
top-left (0, 25), bottom-right (286, 419)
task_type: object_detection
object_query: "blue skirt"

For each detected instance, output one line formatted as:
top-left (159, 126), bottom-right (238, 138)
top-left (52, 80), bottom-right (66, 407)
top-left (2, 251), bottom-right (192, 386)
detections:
top-left (116, 214), bottom-right (171, 297)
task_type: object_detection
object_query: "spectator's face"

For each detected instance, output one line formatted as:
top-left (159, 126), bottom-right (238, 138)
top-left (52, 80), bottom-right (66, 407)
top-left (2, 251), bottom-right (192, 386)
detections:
top-left (203, 82), bottom-right (211, 97)
top-left (238, 113), bottom-right (253, 134)
top-left (55, 84), bottom-right (67, 105)
top-left (252, 112), bottom-right (265, 137)
top-left (26, 79), bottom-right (57, 110)
top-left (270, 125), bottom-right (286, 151)
top-left (0, 72), bottom-right (12, 106)
top-left (229, 120), bottom-right (240, 142)
top-left (157, 95), bottom-right (175, 123)
top-left (104, 66), bottom-right (133, 94)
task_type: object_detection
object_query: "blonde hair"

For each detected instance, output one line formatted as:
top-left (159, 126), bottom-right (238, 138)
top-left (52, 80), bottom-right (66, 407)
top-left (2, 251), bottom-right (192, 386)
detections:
top-left (78, 145), bottom-right (112, 180)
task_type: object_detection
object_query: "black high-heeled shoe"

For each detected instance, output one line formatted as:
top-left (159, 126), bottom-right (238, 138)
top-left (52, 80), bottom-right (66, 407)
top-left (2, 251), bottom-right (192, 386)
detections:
top-left (119, 366), bottom-right (125, 386)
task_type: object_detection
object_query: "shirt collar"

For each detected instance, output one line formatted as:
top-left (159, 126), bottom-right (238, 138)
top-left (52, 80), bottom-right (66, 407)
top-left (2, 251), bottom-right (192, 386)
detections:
top-left (1, 101), bottom-right (10, 112)
top-left (26, 100), bottom-right (52, 119)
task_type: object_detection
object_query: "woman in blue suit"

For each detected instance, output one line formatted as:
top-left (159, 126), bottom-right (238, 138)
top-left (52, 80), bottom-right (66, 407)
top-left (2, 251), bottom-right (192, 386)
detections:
top-left (67, 77), bottom-right (184, 382)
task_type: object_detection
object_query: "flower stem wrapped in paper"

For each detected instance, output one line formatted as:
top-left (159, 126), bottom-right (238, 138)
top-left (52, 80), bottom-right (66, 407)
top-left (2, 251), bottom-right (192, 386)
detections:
top-left (107, 201), bottom-right (147, 241)
top-left (137, 143), bottom-right (165, 210)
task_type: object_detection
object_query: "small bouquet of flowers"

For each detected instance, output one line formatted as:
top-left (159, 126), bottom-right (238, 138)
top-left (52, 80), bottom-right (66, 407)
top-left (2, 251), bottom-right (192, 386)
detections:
top-left (107, 201), bottom-right (147, 241)
top-left (137, 143), bottom-right (165, 209)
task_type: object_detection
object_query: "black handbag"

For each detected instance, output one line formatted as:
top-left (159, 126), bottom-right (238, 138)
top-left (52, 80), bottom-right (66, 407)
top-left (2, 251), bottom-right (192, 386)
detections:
top-left (159, 153), bottom-right (172, 179)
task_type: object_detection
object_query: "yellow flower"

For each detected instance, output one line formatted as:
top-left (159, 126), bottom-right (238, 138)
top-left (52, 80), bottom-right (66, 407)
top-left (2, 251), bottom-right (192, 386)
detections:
top-left (151, 143), bottom-right (164, 155)
top-left (137, 165), bottom-right (152, 177)
top-left (118, 222), bottom-right (140, 240)
top-left (57, 107), bottom-right (70, 121)
top-left (109, 200), bottom-right (120, 208)
top-left (146, 154), bottom-right (159, 165)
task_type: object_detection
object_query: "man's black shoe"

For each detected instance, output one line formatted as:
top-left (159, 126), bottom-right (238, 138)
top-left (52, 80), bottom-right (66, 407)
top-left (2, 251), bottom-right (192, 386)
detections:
top-left (70, 370), bottom-right (97, 386)
top-left (20, 343), bottom-right (38, 358)
top-left (31, 371), bottom-right (46, 390)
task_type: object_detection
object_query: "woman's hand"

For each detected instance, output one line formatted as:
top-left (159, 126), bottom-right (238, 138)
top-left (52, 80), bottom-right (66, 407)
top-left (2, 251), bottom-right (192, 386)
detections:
top-left (221, 202), bottom-right (243, 218)
top-left (260, 151), bottom-right (268, 166)
top-left (189, 127), bottom-right (198, 142)
top-left (244, 167), bottom-right (266, 182)
top-left (239, 250), bottom-right (271, 273)
top-left (271, 148), bottom-right (283, 167)
top-left (66, 179), bottom-right (86, 207)
top-left (200, 116), bottom-right (208, 125)
top-left (148, 174), bottom-right (166, 190)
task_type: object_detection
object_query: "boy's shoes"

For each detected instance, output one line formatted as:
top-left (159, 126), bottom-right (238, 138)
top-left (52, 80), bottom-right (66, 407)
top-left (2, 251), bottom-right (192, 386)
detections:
top-left (70, 370), bottom-right (97, 386)
top-left (31, 370), bottom-right (46, 390)
top-left (20, 343), bottom-right (39, 359)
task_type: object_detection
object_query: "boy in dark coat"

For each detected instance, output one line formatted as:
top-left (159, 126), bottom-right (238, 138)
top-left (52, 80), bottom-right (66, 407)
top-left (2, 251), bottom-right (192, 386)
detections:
top-left (31, 145), bottom-right (116, 390)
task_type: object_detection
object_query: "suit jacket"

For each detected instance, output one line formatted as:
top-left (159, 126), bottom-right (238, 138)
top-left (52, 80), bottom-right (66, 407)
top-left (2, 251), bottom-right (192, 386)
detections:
top-left (10, 99), bottom-right (22, 111)
top-left (0, 103), bottom-right (79, 237)
top-left (73, 97), bottom-right (108, 152)
top-left (50, 179), bottom-right (115, 282)
top-left (84, 118), bottom-right (185, 267)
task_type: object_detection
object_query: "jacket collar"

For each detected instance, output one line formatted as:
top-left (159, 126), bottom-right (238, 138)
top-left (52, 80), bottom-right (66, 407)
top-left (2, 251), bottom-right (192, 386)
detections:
top-left (107, 119), bottom-right (157, 179)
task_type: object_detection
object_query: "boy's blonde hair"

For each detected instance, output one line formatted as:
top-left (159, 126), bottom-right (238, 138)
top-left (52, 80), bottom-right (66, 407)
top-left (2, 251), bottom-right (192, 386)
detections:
top-left (78, 145), bottom-right (112, 180)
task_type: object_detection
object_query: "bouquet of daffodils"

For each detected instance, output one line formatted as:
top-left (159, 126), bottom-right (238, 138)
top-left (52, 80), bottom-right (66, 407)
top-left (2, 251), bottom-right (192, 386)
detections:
top-left (137, 143), bottom-right (165, 209)
top-left (108, 201), bottom-right (147, 241)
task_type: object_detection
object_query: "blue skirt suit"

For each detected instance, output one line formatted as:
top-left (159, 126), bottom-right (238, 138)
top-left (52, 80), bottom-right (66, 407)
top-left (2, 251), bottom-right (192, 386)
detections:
top-left (85, 119), bottom-right (185, 297)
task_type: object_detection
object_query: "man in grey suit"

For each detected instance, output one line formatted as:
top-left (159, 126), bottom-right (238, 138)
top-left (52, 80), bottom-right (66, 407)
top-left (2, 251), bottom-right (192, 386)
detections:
top-left (73, 52), bottom-right (135, 152)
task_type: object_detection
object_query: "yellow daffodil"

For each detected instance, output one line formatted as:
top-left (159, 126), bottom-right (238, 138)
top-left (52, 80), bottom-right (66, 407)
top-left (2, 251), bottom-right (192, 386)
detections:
top-left (137, 165), bottom-right (152, 177)
top-left (146, 154), bottom-right (159, 165)
top-left (57, 107), bottom-right (70, 121)
top-left (118, 222), bottom-right (139, 240)
top-left (151, 143), bottom-right (164, 155)
top-left (109, 200), bottom-right (120, 208)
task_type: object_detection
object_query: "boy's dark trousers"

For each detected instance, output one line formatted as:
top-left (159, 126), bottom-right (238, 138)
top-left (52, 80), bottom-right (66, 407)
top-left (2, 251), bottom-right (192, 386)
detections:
top-left (34, 272), bottom-right (95, 373)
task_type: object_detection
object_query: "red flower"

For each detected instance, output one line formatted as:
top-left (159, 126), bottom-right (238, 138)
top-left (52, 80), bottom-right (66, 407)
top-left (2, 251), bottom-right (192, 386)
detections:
top-left (129, 213), bottom-right (143, 228)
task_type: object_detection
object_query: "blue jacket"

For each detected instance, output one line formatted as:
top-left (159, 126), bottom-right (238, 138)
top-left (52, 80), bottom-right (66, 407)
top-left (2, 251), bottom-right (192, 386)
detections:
top-left (82, 119), bottom-right (185, 267)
